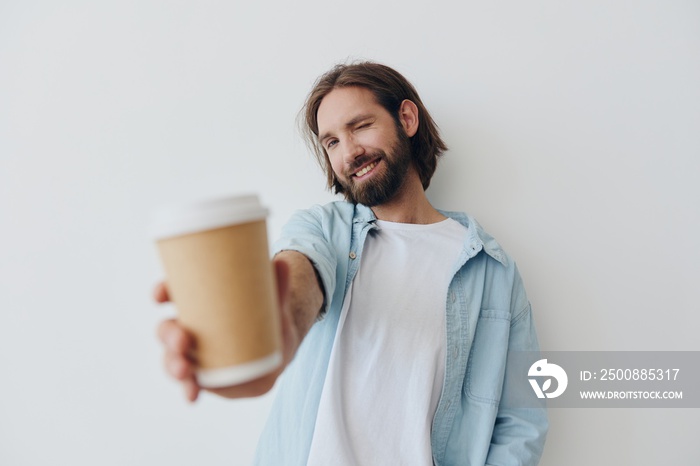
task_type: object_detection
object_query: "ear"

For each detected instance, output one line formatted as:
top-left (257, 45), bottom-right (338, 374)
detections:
top-left (398, 99), bottom-right (419, 137)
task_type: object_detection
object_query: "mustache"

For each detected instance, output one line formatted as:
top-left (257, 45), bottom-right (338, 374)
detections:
top-left (346, 153), bottom-right (383, 176)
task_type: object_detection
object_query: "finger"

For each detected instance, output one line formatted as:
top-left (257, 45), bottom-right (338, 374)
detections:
top-left (157, 319), bottom-right (194, 355)
top-left (163, 350), bottom-right (196, 381)
top-left (153, 281), bottom-right (170, 303)
top-left (183, 377), bottom-right (200, 403)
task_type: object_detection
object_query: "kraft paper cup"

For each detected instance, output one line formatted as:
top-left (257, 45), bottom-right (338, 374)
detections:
top-left (151, 194), bottom-right (282, 388)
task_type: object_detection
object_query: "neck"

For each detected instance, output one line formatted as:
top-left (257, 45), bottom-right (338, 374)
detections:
top-left (370, 169), bottom-right (445, 224)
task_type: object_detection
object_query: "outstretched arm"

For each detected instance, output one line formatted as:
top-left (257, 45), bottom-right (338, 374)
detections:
top-left (155, 250), bottom-right (324, 402)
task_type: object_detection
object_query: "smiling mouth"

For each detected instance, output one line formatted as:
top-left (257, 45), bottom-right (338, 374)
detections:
top-left (353, 161), bottom-right (378, 178)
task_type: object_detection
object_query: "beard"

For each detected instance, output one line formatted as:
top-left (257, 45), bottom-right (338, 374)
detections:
top-left (337, 128), bottom-right (413, 207)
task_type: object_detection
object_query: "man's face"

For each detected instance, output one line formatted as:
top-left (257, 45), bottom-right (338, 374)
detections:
top-left (316, 86), bottom-right (412, 206)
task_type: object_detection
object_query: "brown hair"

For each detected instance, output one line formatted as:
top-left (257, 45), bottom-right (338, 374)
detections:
top-left (301, 61), bottom-right (448, 194)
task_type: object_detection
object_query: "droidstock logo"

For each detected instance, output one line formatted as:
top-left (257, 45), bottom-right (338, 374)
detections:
top-left (528, 359), bottom-right (568, 399)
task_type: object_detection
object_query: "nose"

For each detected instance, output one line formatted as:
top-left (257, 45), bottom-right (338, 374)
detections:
top-left (341, 136), bottom-right (365, 166)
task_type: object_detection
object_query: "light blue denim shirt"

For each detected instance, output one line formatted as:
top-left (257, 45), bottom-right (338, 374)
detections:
top-left (254, 201), bottom-right (548, 466)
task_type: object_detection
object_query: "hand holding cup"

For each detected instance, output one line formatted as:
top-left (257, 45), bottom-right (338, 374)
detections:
top-left (154, 257), bottom-right (294, 401)
top-left (151, 195), bottom-right (289, 400)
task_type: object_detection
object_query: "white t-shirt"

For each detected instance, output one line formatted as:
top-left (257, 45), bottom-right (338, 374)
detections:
top-left (307, 218), bottom-right (467, 466)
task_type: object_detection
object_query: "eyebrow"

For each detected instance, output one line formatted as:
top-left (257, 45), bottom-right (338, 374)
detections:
top-left (318, 113), bottom-right (375, 144)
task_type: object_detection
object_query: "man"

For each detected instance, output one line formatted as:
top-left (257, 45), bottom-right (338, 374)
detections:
top-left (155, 61), bottom-right (548, 465)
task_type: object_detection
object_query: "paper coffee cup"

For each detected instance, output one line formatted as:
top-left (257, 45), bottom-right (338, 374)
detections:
top-left (151, 194), bottom-right (282, 388)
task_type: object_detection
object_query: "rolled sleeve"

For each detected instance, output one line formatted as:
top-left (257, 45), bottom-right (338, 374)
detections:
top-left (273, 207), bottom-right (338, 316)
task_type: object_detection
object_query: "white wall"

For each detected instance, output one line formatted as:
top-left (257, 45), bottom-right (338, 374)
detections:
top-left (1, 1), bottom-right (698, 465)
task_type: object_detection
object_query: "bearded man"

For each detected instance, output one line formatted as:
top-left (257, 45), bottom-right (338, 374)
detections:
top-left (156, 61), bottom-right (548, 466)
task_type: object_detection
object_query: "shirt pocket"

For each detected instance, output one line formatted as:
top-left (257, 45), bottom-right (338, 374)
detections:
top-left (465, 309), bottom-right (512, 405)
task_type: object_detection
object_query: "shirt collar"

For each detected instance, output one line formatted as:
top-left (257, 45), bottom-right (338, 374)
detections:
top-left (350, 203), bottom-right (508, 266)
top-left (440, 209), bottom-right (509, 266)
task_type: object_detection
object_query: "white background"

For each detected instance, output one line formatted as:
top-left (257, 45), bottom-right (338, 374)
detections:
top-left (1, 1), bottom-right (698, 465)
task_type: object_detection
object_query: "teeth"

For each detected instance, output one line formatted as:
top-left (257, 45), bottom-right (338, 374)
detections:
top-left (355, 162), bottom-right (377, 177)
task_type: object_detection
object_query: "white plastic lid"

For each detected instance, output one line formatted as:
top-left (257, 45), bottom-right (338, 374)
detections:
top-left (150, 194), bottom-right (269, 240)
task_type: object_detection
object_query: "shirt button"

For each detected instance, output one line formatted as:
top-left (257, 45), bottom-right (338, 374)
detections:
top-left (349, 252), bottom-right (357, 259)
